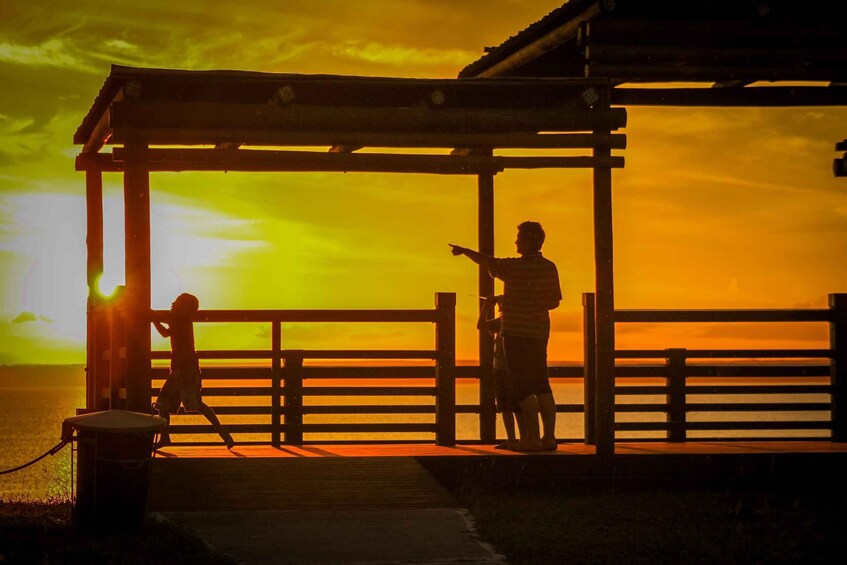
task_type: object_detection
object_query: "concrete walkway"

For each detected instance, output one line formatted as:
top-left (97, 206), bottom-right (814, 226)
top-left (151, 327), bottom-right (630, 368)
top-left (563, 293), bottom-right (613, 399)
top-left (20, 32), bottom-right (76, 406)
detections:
top-left (153, 508), bottom-right (505, 565)
top-left (147, 453), bottom-right (506, 564)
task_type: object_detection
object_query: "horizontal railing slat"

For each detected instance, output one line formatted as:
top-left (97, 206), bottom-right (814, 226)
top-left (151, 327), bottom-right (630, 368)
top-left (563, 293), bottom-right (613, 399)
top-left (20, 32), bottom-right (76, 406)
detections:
top-left (303, 386), bottom-right (436, 396)
top-left (168, 423), bottom-right (275, 434)
top-left (615, 309), bottom-right (832, 323)
top-left (300, 367), bottom-right (435, 379)
top-left (304, 405), bottom-right (436, 414)
top-left (616, 349), bottom-right (834, 359)
top-left (153, 309), bottom-right (439, 323)
top-left (686, 402), bottom-right (831, 412)
top-left (152, 368), bottom-right (272, 380)
top-left (301, 423), bottom-right (437, 433)
top-left (152, 386), bottom-right (274, 396)
top-left (685, 385), bottom-right (832, 395)
top-left (615, 421), bottom-right (832, 432)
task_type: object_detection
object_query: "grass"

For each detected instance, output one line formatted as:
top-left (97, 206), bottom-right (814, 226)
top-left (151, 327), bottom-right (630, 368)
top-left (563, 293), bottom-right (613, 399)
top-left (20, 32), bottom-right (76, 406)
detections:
top-left (0, 497), bottom-right (235, 565)
top-left (456, 483), bottom-right (847, 564)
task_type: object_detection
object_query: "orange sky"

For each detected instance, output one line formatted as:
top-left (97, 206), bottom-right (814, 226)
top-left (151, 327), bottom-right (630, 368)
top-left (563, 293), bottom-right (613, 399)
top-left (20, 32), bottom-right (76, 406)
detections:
top-left (0, 1), bottom-right (845, 365)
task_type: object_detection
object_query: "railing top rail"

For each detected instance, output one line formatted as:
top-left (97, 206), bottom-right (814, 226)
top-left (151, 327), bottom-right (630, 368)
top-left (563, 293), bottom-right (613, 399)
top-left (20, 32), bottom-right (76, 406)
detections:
top-left (152, 349), bottom-right (438, 360)
top-left (615, 309), bottom-right (832, 323)
top-left (150, 309), bottom-right (440, 323)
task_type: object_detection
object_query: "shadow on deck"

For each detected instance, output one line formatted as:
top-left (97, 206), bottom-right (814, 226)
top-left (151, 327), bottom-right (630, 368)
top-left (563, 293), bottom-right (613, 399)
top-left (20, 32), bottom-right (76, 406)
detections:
top-left (148, 441), bottom-right (847, 511)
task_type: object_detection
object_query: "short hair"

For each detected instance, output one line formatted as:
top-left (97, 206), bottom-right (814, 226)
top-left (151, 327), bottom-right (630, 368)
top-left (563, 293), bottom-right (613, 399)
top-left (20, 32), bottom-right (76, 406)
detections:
top-left (176, 293), bottom-right (200, 313)
top-left (518, 221), bottom-right (545, 251)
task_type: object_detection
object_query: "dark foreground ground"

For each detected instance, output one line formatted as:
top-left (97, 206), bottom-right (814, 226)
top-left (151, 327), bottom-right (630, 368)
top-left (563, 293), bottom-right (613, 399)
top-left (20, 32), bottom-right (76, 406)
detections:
top-left (3, 483), bottom-right (847, 564)
top-left (457, 482), bottom-right (847, 564)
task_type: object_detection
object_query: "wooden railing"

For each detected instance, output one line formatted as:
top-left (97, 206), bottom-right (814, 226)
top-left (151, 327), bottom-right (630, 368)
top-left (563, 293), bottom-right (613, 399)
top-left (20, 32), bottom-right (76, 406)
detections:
top-left (150, 292), bottom-right (456, 446)
top-left (584, 292), bottom-right (846, 443)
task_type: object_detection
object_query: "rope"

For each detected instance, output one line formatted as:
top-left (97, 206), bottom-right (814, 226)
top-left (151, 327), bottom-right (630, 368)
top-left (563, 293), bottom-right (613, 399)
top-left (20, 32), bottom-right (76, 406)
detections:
top-left (0, 439), bottom-right (70, 476)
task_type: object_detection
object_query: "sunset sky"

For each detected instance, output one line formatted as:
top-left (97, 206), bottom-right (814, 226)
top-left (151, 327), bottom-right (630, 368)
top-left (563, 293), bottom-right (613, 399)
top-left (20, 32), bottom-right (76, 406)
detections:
top-left (0, 0), bottom-right (845, 365)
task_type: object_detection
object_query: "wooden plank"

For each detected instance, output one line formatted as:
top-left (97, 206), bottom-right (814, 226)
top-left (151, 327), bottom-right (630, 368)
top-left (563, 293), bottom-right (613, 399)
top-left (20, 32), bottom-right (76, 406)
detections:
top-left (152, 386), bottom-right (273, 396)
top-left (151, 367), bottom-right (272, 380)
top-left (615, 308), bottom-right (832, 323)
top-left (831, 294), bottom-right (847, 441)
top-left (272, 321), bottom-right (281, 447)
top-left (686, 403), bottom-right (831, 412)
top-left (300, 366), bottom-right (434, 379)
top-left (478, 168), bottom-right (496, 444)
top-left (685, 385), bottom-right (832, 395)
top-left (616, 349), bottom-right (834, 359)
top-left (304, 405), bottom-right (436, 415)
top-left (303, 423), bottom-right (436, 433)
top-left (435, 293), bottom-right (456, 446)
top-left (588, 45), bottom-right (847, 66)
top-left (592, 85), bottom-right (616, 457)
top-left (588, 62), bottom-right (847, 83)
top-left (304, 386), bottom-right (436, 397)
top-left (154, 308), bottom-right (438, 323)
top-left (111, 128), bottom-right (627, 149)
top-left (123, 144), bottom-right (151, 413)
top-left (583, 292), bottom-right (597, 445)
top-left (612, 86), bottom-right (847, 107)
top-left (583, 19), bottom-right (847, 48)
top-left (684, 365), bottom-right (830, 378)
top-left (299, 350), bottom-right (437, 359)
top-left (110, 148), bottom-right (624, 174)
top-left (152, 350), bottom-right (274, 360)
top-left (85, 170), bottom-right (104, 411)
top-left (110, 101), bottom-right (628, 135)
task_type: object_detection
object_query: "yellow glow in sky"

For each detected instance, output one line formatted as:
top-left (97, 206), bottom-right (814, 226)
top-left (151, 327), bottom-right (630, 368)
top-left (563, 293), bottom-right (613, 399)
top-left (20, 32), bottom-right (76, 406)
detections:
top-left (0, 1), bottom-right (845, 365)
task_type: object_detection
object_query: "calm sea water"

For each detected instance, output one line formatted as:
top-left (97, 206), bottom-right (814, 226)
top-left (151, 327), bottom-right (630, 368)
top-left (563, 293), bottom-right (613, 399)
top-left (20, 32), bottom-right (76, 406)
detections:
top-left (0, 366), bottom-right (830, 501)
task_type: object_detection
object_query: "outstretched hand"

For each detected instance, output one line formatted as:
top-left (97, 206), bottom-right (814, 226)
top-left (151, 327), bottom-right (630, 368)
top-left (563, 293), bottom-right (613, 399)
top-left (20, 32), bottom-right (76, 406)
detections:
top-left (449, 244), bottom-right (465, 256)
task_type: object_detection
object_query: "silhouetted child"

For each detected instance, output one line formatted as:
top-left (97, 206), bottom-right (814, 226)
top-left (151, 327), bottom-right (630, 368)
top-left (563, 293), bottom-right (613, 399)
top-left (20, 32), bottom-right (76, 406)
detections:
top-left (478, 295), bottom-right (524, 450)
top-left (151, 293), bottom-right (234, 450)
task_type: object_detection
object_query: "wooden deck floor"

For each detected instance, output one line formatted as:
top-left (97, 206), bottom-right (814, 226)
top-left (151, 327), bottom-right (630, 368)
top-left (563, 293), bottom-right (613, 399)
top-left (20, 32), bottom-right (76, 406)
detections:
top-left (147, 442), bottom-right (847, 511)
top-left (152, 440), bottom-right (847, 459)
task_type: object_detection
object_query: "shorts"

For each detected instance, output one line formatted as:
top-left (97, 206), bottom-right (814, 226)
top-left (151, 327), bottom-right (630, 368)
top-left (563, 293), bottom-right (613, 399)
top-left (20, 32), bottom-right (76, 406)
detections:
top-left (503, 335), bottom-right (551, 403)
top-left (494, 368), bottom-right (521, 414)
top-left (155, 365), bottom-right (203, 413)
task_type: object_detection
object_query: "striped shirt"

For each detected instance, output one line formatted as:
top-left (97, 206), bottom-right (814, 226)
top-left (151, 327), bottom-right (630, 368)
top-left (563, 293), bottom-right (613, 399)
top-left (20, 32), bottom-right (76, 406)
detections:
top-left (488, 253), bottom-right (562, 339)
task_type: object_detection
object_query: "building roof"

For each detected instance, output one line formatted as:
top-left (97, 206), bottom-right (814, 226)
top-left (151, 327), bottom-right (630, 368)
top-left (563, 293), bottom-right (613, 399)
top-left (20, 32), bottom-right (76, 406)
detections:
top-left (459, 0), bottom-right (847, 82)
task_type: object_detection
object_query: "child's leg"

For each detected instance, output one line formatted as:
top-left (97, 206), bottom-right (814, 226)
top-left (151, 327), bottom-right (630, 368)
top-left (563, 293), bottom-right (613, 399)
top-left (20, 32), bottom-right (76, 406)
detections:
top-left (501, 410), bottom-right (517, 443)
top-left (155, 409), bottom-right (172, 448)
top-left (199, 403), bottom-right (234, 448)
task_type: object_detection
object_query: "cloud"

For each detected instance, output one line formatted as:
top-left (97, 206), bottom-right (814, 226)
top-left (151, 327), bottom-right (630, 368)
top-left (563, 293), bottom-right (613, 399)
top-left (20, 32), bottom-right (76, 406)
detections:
top-left (333, 41), bottom-right (474, 68)
top-left (11, 311), bottom-right (51, 324)
top-left (0, 38), bottom-right (96, 73)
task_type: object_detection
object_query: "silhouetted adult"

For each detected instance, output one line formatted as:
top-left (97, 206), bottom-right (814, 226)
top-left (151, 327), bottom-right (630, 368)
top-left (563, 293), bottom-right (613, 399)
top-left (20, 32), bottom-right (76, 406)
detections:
top-left (450, 221), bottom-right (562, 451)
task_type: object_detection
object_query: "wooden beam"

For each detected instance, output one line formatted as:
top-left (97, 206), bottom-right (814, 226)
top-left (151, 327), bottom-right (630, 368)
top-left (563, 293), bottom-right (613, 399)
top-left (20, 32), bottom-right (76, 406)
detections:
top-left (473, 1), bottom-right (603, 77)
top-left (611, 86), bottom-right (847, 107)
top-left (76, 153), bottom-right (122, 172)
top-left (110, 101), bottom-right (627, 135)
top-left (85, 170), bottom-right (103, 411)
top-left (478, 160), bottom-right (496, 443)
top-left (592, 88), bottom-right (616, 458)
top-left (82, 90), bottom-right (123, 154)
top-left (582, 19), bottom-right (847, 48)
top-left (109, 148), bottom-right (624, 174)
top-left (111, 128), bottom-right (626, 150)
top-left (588, 63), bottom-right (847, 83)
top-left (123, 143), bottom-right (152, 414)
top-left (587, 45), bottom-right (847, 66)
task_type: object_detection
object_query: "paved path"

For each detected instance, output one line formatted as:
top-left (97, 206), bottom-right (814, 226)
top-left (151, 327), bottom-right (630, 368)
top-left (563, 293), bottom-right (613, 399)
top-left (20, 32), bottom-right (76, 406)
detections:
top-left (147, 453), bottom-right (505, 564)
top-left (153, 508), bottom-right (505, 564)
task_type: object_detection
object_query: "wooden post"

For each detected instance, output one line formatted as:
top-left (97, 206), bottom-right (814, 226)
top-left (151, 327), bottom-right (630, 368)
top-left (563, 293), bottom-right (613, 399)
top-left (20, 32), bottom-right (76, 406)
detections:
top-left (478, 166), bottom-right (496, 443)
top-left (592, 87), bottom-right (617, 457)
top-left (271, 321), bottom-right (282, 447)
top-left (123, 144), bottom-right (152, 414)
top-left (582, 292), bottom-right (596, 445)
top-left (284, 350), bottom-right (304, 445)
top-left (435, 292), bottom-right (457, 446)
top-left (666, 348), bottom-right (687, 442)
top-left (85, 169), bottom-right (104, 410)
top-left (830, 293), bottom-right (847, 442)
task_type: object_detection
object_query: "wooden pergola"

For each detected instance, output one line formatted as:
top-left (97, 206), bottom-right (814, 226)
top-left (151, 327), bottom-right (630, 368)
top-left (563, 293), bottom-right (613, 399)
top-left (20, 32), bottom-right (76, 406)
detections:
top-left (74, 66), bottom-right (627, 442)
top-left (460, 0), bottom-right (847, 455)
